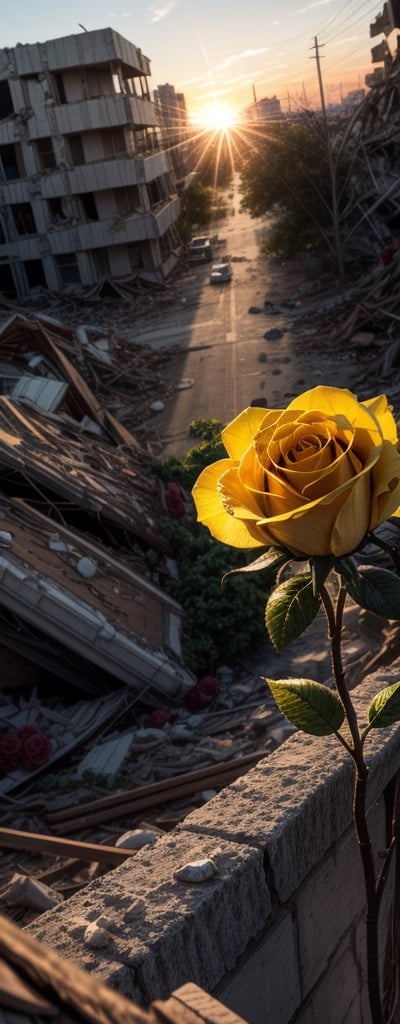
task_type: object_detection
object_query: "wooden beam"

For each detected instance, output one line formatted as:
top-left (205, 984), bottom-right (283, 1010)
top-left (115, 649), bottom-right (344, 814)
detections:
top-left (0, 827), bottom-right (136, 865)
top-left (47, 751), bottom-right (269, 833)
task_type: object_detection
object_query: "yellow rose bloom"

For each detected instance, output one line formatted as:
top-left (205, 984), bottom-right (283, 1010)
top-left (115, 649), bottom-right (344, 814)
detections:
top-left (192, 386), bottom-right (400, 557)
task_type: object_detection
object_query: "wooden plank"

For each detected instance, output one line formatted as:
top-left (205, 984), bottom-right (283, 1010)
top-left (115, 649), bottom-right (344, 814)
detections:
top-left (0, 827), bottom-right (136, 865)
top-left (0, 913), bottom-right (152, 1024)
top-left (0, 960), bottom-right (56, 1015)
top-left (152, 984), bottom-right (249, 1024)
top-left (49, 765), bottom-right (261, 834)
top-left (47, 751), bottom-right (268, 828)
top-left (0, 916), bottom-right (251, 1024)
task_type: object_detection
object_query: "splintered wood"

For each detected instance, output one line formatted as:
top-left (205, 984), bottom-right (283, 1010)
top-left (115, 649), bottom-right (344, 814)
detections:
top-left (0, 912), bottom-right (250, 1024)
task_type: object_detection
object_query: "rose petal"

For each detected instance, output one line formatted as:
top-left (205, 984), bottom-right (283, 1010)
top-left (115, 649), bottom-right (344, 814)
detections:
top-left (369, 439), bottom-right (400, 528)
top-left (192, 460), bottom-right (265, 548)
top-left (222, 407), bottom-right (276, 460)
top-left (363, 394), bottom-right (398, 444)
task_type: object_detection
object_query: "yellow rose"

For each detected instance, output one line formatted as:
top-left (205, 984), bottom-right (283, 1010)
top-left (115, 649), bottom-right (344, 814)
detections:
top-left (192, 386), bottom-right (400, 557)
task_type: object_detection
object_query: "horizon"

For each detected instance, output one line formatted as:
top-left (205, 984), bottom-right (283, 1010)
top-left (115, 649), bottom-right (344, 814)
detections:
top-left (1, 0), bottom-right (392, 125)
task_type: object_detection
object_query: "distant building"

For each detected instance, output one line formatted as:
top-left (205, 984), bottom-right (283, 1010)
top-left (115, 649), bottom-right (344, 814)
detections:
top-left (341, 89), bottom-right (366, 109)
top-left (242, 95), bottom-right (282, 125)
top-left (153, 83), bottom-right (190, 189)
top-left (0, 28), bottom-right (182, 298)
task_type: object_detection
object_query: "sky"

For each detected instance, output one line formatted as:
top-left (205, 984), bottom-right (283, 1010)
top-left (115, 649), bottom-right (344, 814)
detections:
top-left (1, 0), bottom-right (387, 123)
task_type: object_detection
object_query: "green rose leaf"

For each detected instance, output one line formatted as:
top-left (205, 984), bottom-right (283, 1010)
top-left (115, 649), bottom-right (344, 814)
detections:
top-left (265, 573), bottom-right (321, 651)
top-left (222, 547), bottom-right (290, 588)
top-left (368, 681), bottom-right (400, 728)
top-left (266, 677), bottom-right (345, 735)
top-left (339, 565), bottom-right (400, 620)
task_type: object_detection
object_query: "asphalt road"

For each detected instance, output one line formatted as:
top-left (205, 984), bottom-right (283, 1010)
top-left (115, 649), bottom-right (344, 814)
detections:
top-left (136, 180), bottom-right (356, 460)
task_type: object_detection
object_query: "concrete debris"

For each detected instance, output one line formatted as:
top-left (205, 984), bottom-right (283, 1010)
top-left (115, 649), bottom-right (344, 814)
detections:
top-left (115, 829), bottom-right (160, 850)
top-left (0, 690), bottom-right (132, 795)
top-left (173, 859), bottom-right (218, 883)
top-left (350, 331), bottom-right (376, 349)
top-left (1, 873), bottom-right (63, 911)
top-left (264, 328), bottom-right (284, 340)
top-left (84, 920), bottom-right (113, 948)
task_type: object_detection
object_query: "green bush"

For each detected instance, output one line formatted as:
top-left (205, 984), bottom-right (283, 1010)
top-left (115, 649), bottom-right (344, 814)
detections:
top-left (164, 519), bottom-right (271, 676)
top-left (156, 420), bottom-right (270, 676)
top-left (154, 419), bottom-right (226, 490)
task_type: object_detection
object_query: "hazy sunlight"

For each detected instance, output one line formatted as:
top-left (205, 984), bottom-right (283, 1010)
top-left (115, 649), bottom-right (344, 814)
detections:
top-left (197, 102), bottom-right (239, 131)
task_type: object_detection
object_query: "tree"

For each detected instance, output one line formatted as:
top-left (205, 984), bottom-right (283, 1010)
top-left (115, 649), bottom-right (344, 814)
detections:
top-left (177, 180), bottom-right (213, 241)
top-left (239, 118), bottom-right (351, 266)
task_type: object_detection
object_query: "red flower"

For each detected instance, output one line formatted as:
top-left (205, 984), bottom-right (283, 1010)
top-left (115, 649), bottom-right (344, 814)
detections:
top-left (165, 482), bottom-right (185, 518)
top-left (0, 725), bottom-right (52, 773)
top-left (185, 687), bottom-right (208, 712)
top-left (16, 724), bottom-right (41, 741)
top-left (197, 676), bottom-right (220, 700)
top-left (185, 675), bottom-right (220, 711)
top-left (146, 710), bottom-right (174, 728)
top-left (0, 730), bottom-right (24, 770)
top-left (22, 731), bottom-right (52, 770)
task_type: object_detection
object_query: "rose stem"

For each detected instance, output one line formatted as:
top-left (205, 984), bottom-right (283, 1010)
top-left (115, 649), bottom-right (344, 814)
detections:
top-left (320, 581), bottom-right (384, 1024)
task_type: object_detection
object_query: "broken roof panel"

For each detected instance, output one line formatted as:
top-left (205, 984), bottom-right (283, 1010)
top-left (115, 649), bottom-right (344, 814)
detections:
top-left (0, 311), bottom-right (193, 703)
top-left (11, 376), bottom-right (69, 412)
top-left (0, 395), bottom-right (171, 554)
top-left (0, 496), bottom-right (193, 702)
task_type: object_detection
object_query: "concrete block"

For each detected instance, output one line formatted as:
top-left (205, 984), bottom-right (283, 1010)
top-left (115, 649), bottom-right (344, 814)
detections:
top-left (180, 730), bottom-right (355, 901)
top-left (302, 936), bottom-right (367, 1024)
top-left (217, 908), bottom-right (300, 1024)
top-left (24, 666), bottom-right (400, 1019)
top-left (27, 831), bottom-right (271, 1003)
top-left (296, 824), bottom-right (366, 994)
top-left (180, 673), bottom-right (400, 902)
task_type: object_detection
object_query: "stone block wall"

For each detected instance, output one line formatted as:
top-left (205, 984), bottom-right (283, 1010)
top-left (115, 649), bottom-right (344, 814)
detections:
top-left (27, 666), bottom-right (400, 1024)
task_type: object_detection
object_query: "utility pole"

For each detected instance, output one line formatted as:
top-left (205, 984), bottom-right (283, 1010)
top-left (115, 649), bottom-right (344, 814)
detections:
top-left (310, 36), bottom-right (344, 281)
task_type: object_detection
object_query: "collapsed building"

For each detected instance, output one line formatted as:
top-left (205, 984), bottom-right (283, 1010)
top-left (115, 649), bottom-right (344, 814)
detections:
top-left (0, 28), bottom-right (182, 298)
top-left (0, 313), bottom-right (194, 708)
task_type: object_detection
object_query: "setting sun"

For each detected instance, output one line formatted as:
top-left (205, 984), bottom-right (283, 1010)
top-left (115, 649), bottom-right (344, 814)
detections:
top-left (196, 102), bottom-right (239, 132)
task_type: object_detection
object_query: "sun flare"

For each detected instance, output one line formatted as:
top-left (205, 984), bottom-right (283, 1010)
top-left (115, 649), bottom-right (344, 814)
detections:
top-left (196, 102), bottom-right (239, 132)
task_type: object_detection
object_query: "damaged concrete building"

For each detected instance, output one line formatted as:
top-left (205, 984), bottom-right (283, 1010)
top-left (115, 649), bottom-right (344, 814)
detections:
top-left (0, 312), bottom-right (194, 711)
top-left (0, 28), bottom-right (182, 298)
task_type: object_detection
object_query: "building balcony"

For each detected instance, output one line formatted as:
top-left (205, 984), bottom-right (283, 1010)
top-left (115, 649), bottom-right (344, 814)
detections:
top-left (39, 151), bottom-right (171, 199)
top-left (47, 196), bottom-right (180, 253)
top-left (27, 94), bottom-right (157, 141)
top-left (0, 121), bottom-right (19, 146)
top-left (0, 236), bottom-right (44, 261)
top-left (0, 180), bottom-right (30, 204)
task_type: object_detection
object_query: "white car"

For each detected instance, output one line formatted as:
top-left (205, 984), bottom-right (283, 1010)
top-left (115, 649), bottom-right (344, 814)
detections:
top-left (209, 257), bottom-right (232, 284)
top-left (187, 236), bottom-right (213, 262)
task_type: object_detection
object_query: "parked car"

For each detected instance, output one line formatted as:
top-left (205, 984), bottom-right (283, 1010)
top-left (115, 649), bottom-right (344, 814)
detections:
top-left (209, 257), bottom-right (232, 284)
top-left (187, 236), bottom-right (213, 263)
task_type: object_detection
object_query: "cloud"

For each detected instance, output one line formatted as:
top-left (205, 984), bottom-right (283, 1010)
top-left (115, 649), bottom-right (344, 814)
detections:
top-left (214, 47), bottom-right (269, 72)
top-left (148, 1), bottom-right (176, 22)
top-left (296, 0), bottom-right (333, 12)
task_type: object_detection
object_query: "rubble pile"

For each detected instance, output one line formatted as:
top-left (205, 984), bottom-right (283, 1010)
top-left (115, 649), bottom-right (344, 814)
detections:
top-left (0, 272), bottom-right (183, 341)
top-left (0, 311), bottom-right (181, 440)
